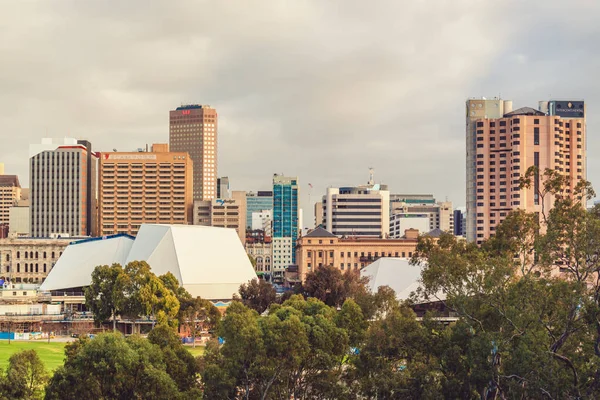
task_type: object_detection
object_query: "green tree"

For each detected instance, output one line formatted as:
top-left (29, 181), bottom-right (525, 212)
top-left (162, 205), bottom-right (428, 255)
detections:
top-left (84, 263), bottom-right (125, 331)
top-left (236, 278), bottom-right (277, 314)
top-left (201, 296), bottom-right (353, 399)
top-left (179, 296), bottom-right (221, 347)
top-left (121, 261), bottom-right (180, 330)
top-left (2, 350), bottom-right (48, 400)
top-left (45, 333), bottom-right (182, 400)
top-left (148, 325), bottom-right (203, 396)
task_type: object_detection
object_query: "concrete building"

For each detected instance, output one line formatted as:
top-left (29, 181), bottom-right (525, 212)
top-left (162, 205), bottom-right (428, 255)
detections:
top-left (217, 177), bottom-right (230, 199)
top-left (466, 98), bottom-right (513, 242)
top-left (97, 144), bottom-right (193, 237)
top-left (0, 175), bottom-right (21, 236)
top-left (272, 237), bottom-right (293, 276)
top-left (9, 204), bottom-right (30, 237)
top-left (29, 138), bottom-right (98, 238)
top-left (246, 191), bottom-right (273, 229)
top-left (251, 210), bottom-right (272, 236)
top-left (193, 191), bottom-right (247, 244)
top-left (0, 237), bottom-right (74, 283)
top-left (389, 195), bottom-right (453, 237)
top-left (314, 201), bottom-right (324, 228)
top-left (322, 179), bottom-right (390, 238)
top-left (273, 175), bottom-right (299, 267)
top-left (470, 102), bottom-right (585, 243)
top-left (296, 227), bottom-right (422, 281)
top-left (245, 241), bottom-right (273, 274)
top-left (389, 213), bottom-right (430, 238)
top-left (169, 104), bottom-right (218, 201)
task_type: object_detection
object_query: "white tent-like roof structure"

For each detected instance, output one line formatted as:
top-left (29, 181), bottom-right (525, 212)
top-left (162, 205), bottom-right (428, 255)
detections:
top-left (40, 224), bottom-right (257, 300)
top-left (40, 234), bottom-right (134, 292)
top-left (126, 224), bottom-right (257, 300)
top-left (360, 257), bottom-right (445, 302)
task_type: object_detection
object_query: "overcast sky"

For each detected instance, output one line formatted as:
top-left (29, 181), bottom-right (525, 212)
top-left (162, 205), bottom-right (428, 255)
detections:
top-left (1, 1), bottom-right (599, 227)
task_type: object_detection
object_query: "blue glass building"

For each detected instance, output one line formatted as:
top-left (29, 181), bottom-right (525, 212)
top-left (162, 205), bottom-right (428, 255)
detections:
top-left (272, 175), bottom-right (299, 264)
top-left (245, 191), bottom-right (273, 229)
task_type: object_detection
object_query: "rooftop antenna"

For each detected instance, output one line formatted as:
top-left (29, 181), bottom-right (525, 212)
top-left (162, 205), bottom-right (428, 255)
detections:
top-left (368, 167), bottom-right (374, 185)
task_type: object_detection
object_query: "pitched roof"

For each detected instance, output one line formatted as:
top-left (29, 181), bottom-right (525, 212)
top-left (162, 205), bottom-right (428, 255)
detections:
top-left (504, 107), bottom-right (546, 117)
top-left (426, 228), bottom-right (444, 237)
top-left (304, 227), bottom-right (336, 238)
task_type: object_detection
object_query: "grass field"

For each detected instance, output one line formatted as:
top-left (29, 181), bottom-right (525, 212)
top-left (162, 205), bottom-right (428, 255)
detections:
top-left (0, 340), bottom-right (206, 372)
top-left (0, 341), bottom-right (66, 371)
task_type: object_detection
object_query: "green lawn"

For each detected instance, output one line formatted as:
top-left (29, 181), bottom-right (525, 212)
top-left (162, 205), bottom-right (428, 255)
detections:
top-left (0, 340), bottom-right (206, 372)
top-left (186, 345), bottom-right (205, 357)
top-left (0, 341), bottom-right (66, 371)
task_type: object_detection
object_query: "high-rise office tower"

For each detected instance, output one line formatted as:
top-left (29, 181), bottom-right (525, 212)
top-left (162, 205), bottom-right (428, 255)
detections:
top-left (169, 105), bottom-right (218, 201)
top-left (466, 98), bottom-right (513, 242)
top-left (30, 138), bottom-right (98, 237)
top-left (97, 144), bottom-right (193, 236)
top-left (468, 100), bottom-right (585, 244)
top-left (272, 175), bottom-right (299, 276)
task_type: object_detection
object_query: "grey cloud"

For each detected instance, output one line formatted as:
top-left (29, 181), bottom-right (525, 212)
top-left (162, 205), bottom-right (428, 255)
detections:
top-left (0, 0), bottom-right (598, 226)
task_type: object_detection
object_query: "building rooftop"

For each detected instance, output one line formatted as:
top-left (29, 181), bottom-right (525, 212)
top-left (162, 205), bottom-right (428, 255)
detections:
top-left (504, 107), bottom-right (546, 117)
top-left (175, 104), bottom-right (211, 110)
top-left (304, 227), bottom-right (337, 238)
top-left (0, 175), bottom-right (20, 187)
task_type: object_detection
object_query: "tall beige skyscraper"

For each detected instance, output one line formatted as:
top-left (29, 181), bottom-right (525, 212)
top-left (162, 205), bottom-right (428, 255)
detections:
top-left (467, 99), bottom-right (586, 244)
top-left (169, 105), bottom-right (218, 201)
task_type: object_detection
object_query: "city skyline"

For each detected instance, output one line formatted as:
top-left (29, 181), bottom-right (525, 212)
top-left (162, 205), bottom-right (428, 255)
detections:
top-left (1, 2), bottom-right (599, 224)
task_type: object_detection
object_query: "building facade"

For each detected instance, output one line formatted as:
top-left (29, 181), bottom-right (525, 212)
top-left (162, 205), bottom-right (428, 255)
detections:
top-left (389, 195), bottom-right (453, 237)
top-left (322, 183), bottom-right (390, 238)
top-left (466, 98), bottom-right (513, 242)
top-left (97, 144), bottom-right (193, 236)
top-left (296, 227), bottom-right (421, 281)
top-left (193, 191), bottom-right (247, 243)
top-left (0, 175), bottom-right (21, 235)
top-left (217, 177), bottom-right (230, 199)
top-left (251, 210), bottom-right (272, 236)
top-left (246, 191), bottom-right (273, 229)
top-left (273, 175), bottom-right (299, 266)
top-left (245, 241), bottom-right (272, 274)
top-left (0, 237), bottom-right (73, 283)
top-left (272, 237), bottom-right (293, 277)
top-left (471, 103), bottom-right (585, 243)
top-left (169, 104), bottom-right (218, 201)
top-left (29, 139), bottom-right (97, 238)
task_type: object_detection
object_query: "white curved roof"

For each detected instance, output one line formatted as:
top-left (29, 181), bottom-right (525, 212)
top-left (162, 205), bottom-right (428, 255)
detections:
top-left (40, 235), bottom-right (134, 291)
top-left (41, 224), bottom-right (257, 300)
top-left (360, 257), bottom-right (445, 302)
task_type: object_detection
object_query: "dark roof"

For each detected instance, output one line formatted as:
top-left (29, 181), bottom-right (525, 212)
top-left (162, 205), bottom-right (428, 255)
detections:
top-left (304, 227), bottom-right (336, 238)
top-left (0, 175), bottom-right (20, 187)
top-left (175, 104), bottom-right (203, 110)
top-left (504, 107), bottom-right (546, 117)
top-left (425, 228), bottom-right (444, 238)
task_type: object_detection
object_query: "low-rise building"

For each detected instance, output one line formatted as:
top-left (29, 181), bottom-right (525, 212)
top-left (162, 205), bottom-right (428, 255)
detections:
top-left (193, 191), bottom-right (247, 244)
top-left (0, 237), bottom-right (75, 283)
top-left (296, 227), bottom-right (421, 281)
top-left (246, 241), bottom-right (273, 274)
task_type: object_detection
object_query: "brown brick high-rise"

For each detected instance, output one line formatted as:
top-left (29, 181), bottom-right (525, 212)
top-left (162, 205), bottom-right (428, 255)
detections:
top-left (169, 105), bottom-right (217, 201)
